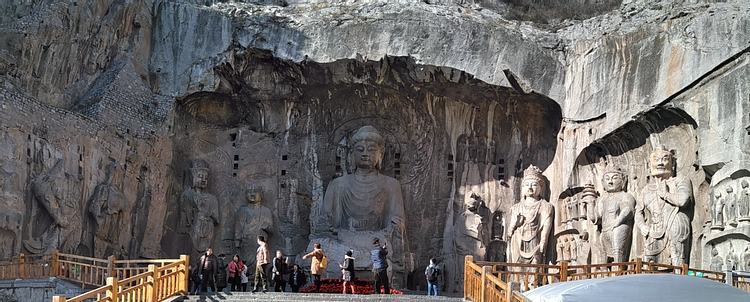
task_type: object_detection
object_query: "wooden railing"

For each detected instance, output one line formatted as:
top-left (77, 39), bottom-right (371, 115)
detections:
top-left (464, 256), bottom-right (737, 302)
top-left (0, 251), bottom-right (188, 302)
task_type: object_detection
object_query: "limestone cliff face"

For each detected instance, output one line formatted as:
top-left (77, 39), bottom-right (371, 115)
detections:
top-left (1, 0), bottom-right (749, 292)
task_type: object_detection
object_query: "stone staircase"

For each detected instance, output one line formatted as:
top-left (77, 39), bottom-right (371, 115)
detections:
top-left (176, 291), bottom-right (463, 301)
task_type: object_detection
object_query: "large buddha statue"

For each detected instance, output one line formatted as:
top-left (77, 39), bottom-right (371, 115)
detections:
top-left (311, 125), bottom-right (408, 286)
top-left (635, 148), bottom-right (692, 266)
top-left (507, 165), bottom-right (554, 265)
top-left (235, 183), bottom-right (273, 269)
top-left (179, 159), bottom-right (219, 256)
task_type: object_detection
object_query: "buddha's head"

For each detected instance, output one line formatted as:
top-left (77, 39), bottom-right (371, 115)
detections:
top-left (649, 148), bottom-right (674, 180)
top-left (351, 125), bottom-right (385, 170)
top-left (246, 183), bottom-right (263, 205)
top-left (602, 164), bottom-right (626, 193)
top-left (522, 165), bottom-right (545, 200)
top-left (465, 193), bottom-right (483, 212)
top-left (189, 159), bottom-right (210, 190)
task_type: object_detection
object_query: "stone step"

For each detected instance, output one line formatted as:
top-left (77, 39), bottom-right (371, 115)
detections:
top-left (178, 292), bottom-right (463, 301)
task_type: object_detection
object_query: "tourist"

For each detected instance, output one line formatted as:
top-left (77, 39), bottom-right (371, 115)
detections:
top-left (340, 250), bottom-right (356, 294)
top-left (240, 260), bottom-right (249, 292)
top-left (272, 250), bottom-right (288, 292)
top-left (371, 238), bottom-right (390, 294)
top-left (216, 253), bottom-right (228, 293)
top-left (302, 242), bottom-right (326, 292)
top-left (425, 258), bottom-right (441, 296)
top-left (253, 236), bottom-right (270, 293)
top-left (228, 254), bottom-right (245, 292)
top-left (288, 264), bottom-right (307, 292)
top-left (197, 247), bottom-right (218, 293)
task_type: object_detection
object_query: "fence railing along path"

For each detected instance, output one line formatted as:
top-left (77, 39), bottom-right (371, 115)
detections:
top-left (464, 255), bottom-right (750, 302)
top-left (0, 250), bottom-right (189, 302)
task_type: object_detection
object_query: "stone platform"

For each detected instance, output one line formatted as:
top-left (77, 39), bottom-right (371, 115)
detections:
top-left (176, 291), bottom-right (463, 301)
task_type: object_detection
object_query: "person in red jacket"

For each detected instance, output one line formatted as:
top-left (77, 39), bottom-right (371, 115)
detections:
top-left (228, 254), bottom-right (245, 292)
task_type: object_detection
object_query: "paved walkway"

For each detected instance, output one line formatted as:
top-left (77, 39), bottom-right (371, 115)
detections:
top-left (178, 291), bottom-right (464, 301)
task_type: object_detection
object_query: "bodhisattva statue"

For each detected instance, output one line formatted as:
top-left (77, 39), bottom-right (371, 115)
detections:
top-left (635, 148), bottom-right (692, 266)
top-left (315, 125), bottom-right (407, 286)
top-left (589, 165), bottom-right (635, 263)
top-left (234, 183), bottom-right (273, 269)
top-left (454, 192), bottom-right (490, 260)
top-left (726, 185), bottom-right (738, 227)
top-left (88, 162), bottom-right (127, 258)
top-left (507, 165), bottom-right (553, 265)
top-left (739, 180), bottom-right (750, 224)
top-left (711, 190), bottom-right (725, 230)
top-left (179, 159), bottom-right (219, 256)
top-left (28, 159), bottom-right (82, 253)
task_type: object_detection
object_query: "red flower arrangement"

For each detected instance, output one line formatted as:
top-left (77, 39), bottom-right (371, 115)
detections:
top-left (299, 276), bottom-right (403, 295)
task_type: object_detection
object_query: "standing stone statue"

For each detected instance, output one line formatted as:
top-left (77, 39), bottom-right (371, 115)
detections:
top-left (739, 180), bottom-right (750, 224)
top-left (27, 159), bottom-right (82, 253)
top-left (88, 162), bottom-right (127, 258)
top-left (711, 190), bottom-right (725, 231)
top-left (234, 183), bottom-right (273, 269)
top-left (589, 165), bottom-right (635, 263)
top-left (710, 247), bottom-right (723, 272)
top-left (507, 165), bottom-right (553, 265)
top-left (635, 148), bottom-right (692, 266)
top-left (725, 185), bottom-right (738, 227)
top-left (314, 125), bottom-right (407, 287)
top-left (179, 159), bottom-right (219, 256)
top-left (454, 192), bottom-right (490, 260)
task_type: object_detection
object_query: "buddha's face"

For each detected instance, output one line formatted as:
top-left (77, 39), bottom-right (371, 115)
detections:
top-left (246, 188), bottom-right (262, 204)
top-left (522, 179), bottom-right (541, 199)
top-left (192, 169), bottom-right (209, 189)
top-left (649, 150), bottom-right (673, 179)
top-left (352, 140), bottom-right (383, 169)
top-left (603, 172), bottom-right (624, 193)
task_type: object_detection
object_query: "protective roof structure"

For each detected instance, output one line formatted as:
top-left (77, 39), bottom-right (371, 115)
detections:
top-left (524, 273), bottom-right (750, 302)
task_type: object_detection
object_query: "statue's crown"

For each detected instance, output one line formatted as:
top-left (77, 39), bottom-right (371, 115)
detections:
top-left (190, 159), bottom-right (210, 171)
top-left (523, 165), bottom-right (545, 183)
top-left (604, 164), bottom-right (625, 175)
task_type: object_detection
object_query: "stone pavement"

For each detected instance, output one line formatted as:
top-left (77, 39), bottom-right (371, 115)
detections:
top-left (175, 291), bottom-right (464, 301)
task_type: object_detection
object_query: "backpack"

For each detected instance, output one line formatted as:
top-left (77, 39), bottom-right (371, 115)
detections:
top-left (319, 255), bottom-right (328, 269)
top-left (427, 266), bottom-right (439, 281)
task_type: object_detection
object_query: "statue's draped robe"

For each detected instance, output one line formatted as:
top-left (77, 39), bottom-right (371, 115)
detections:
top-left (322, 173), bottom-right (405, 232)
top-left (636, 176), bottom-right (692, 265)
top-left (180, 189), bottom-right (219, 254)
top-left (508, 200), bottom-right (553, 264)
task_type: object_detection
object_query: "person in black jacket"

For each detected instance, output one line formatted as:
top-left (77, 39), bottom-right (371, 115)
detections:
top-left (288, 264), bottom-right (307, 292)
top-left (272, 250), bottom-right (288, 292)
top-left (197, 247), bottom-right (218, 293)
top-left (340, 250), bottom-right (356, 294)
top-left (215, 253), bottom-right (228, 293)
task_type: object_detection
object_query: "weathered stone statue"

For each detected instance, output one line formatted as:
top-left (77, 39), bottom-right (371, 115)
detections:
top-left (725, 185), bottom-right (738, 227)
top-left (234, 183), bottom-right (273, 268)
top-left (507, 165), bottom-right (554, 265)
top-left (0, 168), bottom-right (22, 258)
top-left (739, 180), bottom-right (750, 224)
top-left (742, 246), bottom-right (750, 271)
top-left (88, 162), bottom-right (128, 258)
top-left (711, 190), bottom-right (725, 231)
top-left (313, 125), bottom-right (407, 287)
top-left (179, 159), bottom-right (219, 256)
top-left (635, 148), bottom-right (692, 266)
top-left (589, 165), bottom-right (635, 263)
top-left (27, 159), bottom-right (82, 253)
top-left (454, 192), bottom-right (490, 260)
top-left (710, 247), bottom-right (723, 271)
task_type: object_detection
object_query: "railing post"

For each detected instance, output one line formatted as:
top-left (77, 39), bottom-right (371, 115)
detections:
top-left (635, 258), bottom-right (642, 274)
top-left (179, 255), bottom-right (190, 295)
top-left (19, 253), bottom-right (25, 279)
top-left (148, 264), bottom-right (157, 301)
top-left (51, 296), bottom-right (66, 302)
top-left (105, 276), bottom-right (118, 299)
top-left (107, 255), bottom-right (115, 279)
top-left (507, 281), bottom-right (520, 302)
top-left (681, 263), bottom-right (689, 275)
top-left (725, 266), bottom-right (734, 285)
top-left (482, 266), bottom-right (491, 302)
top-left (560, 261), bottom-right (568, 282)
top-left (464, 255), bottom-right (473, 300)
top-left (51, 250), bottom-right (59, 277)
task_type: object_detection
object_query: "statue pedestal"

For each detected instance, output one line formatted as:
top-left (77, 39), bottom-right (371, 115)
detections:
top-left (301, 229), bottom-right (407, 288)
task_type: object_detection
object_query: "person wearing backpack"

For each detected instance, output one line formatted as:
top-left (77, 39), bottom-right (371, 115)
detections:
top-left (302, 242), bottom-right (326, 292)
top-left (425, 258), bottom-right (441, 296)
